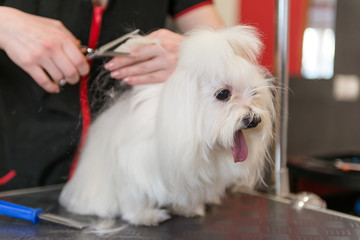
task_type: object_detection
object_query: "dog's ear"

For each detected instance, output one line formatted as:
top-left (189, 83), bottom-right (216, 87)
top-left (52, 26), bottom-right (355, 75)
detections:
top-left (222, 26), bottom-right (263, 64)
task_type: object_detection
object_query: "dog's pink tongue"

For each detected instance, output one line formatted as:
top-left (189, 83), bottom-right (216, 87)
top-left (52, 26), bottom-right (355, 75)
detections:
top-left (232, 130), bottom-right (248, 163)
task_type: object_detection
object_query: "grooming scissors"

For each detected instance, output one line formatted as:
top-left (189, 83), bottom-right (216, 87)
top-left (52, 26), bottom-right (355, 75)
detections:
top-left (80, 29), bottom-right (140, 59)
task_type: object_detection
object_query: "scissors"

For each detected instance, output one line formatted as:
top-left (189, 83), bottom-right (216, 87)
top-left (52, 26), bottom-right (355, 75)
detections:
top-left (80, 29), bottom-right (140, 59)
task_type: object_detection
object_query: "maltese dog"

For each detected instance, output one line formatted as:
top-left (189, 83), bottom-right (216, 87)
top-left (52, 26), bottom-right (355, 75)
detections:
top-left (60, 26), bottom-right (276, 226)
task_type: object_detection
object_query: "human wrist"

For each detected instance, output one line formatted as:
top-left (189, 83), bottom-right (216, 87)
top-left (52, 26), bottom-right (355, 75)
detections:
top-left (0, 7), bottom-right (12, 49)
top-left (0, 7), bottom-right (21, 50)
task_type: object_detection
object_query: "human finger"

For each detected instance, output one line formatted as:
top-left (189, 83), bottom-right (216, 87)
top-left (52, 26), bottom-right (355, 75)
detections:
top-left (24, 65), bottom-right (60, 93)
top-left (123, 69), bottom-right (173, 85)
top-left (51, 50), bottom-right (81, 85)
top-left (104, 43), bottom-right (159, 71)
top-left (110, 56), bottom-right (167, 80)
top-left (62, 40), bottom-right (90, 76)
top-left (38, 58), bottom-right (64, 84)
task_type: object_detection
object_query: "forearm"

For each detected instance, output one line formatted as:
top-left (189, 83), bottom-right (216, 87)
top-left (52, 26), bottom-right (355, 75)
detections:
top-left (175, 4), bottom-right (225, 33)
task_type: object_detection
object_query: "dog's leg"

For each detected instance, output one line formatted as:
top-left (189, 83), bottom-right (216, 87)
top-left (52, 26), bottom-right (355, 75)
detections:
top-left (169, 204), bottom-right (205, 218)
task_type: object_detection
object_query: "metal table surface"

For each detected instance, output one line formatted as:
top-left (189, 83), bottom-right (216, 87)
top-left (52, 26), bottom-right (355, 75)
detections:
top-left (1, 185), bottom-right (360, 239)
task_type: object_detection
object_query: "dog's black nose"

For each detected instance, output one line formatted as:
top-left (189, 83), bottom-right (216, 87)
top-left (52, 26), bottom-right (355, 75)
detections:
top-left (242, 114), bottom-right (261, 129)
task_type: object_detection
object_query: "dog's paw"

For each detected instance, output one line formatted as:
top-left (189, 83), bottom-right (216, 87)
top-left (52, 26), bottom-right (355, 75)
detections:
top-left (170, 204), bottom-right (205, 217)
top-left (228, 181), bottom-right (251, 193)
top-left (122, 208), bottom-right (170, 226)
top-left (210, 196), bottom-right (222, 205)
top-left (189, 205), bottom-right (205, 217)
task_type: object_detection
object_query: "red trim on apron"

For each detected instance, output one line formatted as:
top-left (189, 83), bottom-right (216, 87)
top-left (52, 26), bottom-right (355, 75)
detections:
top-left (173, 1), bottom-right (213, 19)
top-left (0, 170), bottom-right (16, 186)
top-left (69, 5), bottom-right (106, 179)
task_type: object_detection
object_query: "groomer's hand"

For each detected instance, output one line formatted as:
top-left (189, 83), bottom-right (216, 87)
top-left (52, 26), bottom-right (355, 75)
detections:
top-left (0, 7), bottom-right (89, 93)
top-left (104, 29), bottom-right (184, 85)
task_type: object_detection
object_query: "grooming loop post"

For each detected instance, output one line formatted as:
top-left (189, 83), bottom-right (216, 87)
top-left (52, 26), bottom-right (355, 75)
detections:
top-left (273, 0), bottom-right (290, 197)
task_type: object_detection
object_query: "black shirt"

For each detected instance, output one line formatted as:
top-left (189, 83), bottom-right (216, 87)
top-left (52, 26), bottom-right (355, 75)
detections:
top-left (0, 0), bottom-right (211, 190)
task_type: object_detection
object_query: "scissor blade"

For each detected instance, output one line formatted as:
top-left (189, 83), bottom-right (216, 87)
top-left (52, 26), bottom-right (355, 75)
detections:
top-left (87, 51), bottom-right (129, 59)
top-left (96, 29), bottom-right (140, 54)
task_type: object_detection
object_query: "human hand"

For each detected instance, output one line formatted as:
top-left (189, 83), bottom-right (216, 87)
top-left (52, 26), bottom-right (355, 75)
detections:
top-left (104, 29), bottom-right (184, 85)
top-left (0, 7), bottom-right (89, 93)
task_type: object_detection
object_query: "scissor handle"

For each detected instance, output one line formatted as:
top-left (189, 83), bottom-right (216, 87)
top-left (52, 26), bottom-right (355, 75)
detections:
top-left (0, 200), bottom-right (42, 224)
top-left (79, 45), bottom-right (94, 55)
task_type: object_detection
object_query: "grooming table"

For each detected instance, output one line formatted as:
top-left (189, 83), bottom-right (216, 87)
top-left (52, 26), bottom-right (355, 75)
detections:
top-left (1, 185), bottom-right (360, 239)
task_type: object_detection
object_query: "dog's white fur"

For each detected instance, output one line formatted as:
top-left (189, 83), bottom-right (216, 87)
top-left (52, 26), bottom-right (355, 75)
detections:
top-left (59, 26), bottom-right (276, 226)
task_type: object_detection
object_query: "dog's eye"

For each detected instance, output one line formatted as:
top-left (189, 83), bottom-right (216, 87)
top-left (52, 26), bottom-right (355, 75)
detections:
top-left (215, 89), bottom-right (231, 101)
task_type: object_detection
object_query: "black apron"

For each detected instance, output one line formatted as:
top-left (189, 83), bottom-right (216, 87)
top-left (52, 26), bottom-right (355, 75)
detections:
top-left (0, 0), bottom-right (211, 190)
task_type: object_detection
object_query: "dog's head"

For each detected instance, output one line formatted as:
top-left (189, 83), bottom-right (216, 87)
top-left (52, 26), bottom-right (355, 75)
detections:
top-left (158, 26), bottom-right (275, 169)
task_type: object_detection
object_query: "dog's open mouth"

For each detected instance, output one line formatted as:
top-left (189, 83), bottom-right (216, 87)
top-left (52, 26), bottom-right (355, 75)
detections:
top-left (232, 130), bottom-right (248, 163)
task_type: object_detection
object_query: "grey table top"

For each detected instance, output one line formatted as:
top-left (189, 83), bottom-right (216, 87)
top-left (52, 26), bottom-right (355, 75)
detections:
top-left (1, 185), bottom-right (360, 239)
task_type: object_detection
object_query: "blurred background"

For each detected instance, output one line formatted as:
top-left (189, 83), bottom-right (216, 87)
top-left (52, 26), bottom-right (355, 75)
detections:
top-left (212, 0), bottom-right (360, 216)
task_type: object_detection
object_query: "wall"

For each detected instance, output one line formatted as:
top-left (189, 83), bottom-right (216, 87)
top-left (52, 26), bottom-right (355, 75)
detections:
top-left (287, 0), bottom-right (360, 156)
top-left (239, 0), bottom-right (307, 75)
top-left (236, 0), bottom-right (360, 156)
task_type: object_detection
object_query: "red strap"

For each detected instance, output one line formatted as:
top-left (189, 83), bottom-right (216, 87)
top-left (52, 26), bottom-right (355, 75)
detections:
top-left (69, 5), bottom-right (106, 179)
top-left (88, 6), bottom-right (106, 49)
top-left (0, 170), bottom-right (16, 186)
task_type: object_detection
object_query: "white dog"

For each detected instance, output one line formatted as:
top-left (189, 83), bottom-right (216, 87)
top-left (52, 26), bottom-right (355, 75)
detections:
top-left (59, 26), bottom-right (276, 226)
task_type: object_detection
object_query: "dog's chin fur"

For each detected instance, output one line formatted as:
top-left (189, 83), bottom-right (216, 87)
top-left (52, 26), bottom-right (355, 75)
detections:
top-left (59, 26), bottom-right (276, 227)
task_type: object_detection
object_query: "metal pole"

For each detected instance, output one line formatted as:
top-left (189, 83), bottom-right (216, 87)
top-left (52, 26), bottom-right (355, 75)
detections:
top-left (273, 0), bottom-right (290, 197)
